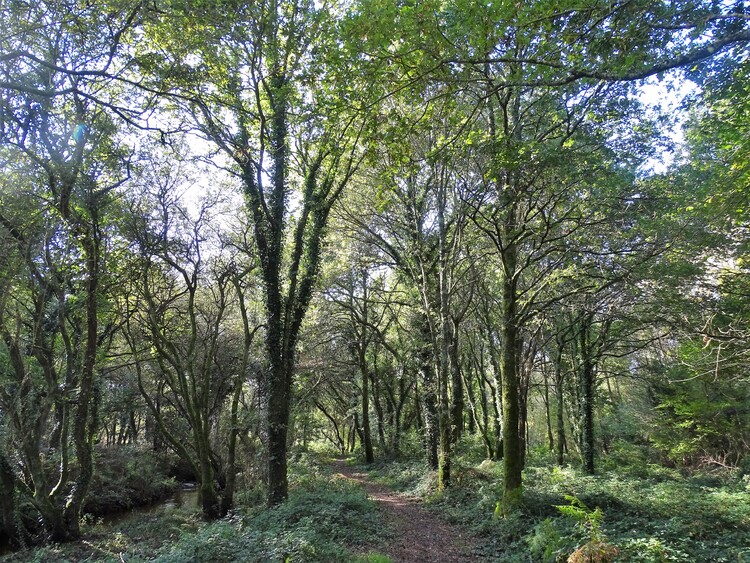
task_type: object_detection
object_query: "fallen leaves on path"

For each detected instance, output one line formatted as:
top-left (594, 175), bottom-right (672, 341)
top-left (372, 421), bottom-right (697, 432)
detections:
top-left (331, 460), bottom-right (479, 563)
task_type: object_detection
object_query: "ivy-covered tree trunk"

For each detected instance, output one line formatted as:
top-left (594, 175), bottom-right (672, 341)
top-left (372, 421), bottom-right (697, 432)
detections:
top-left (500, 256), bottom-right (522, 505)
top-left (437, 180), bottom-right (452, 489)
top-left (263, 323), bottom-right (293, 506)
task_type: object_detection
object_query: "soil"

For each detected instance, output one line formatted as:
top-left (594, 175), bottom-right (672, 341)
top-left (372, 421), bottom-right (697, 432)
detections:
top-left (331, 459), bottom-right (479, 562)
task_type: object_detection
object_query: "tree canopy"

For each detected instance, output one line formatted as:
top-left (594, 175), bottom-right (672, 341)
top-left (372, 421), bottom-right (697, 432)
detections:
top-left (0, 0), bottom-right (748, 552)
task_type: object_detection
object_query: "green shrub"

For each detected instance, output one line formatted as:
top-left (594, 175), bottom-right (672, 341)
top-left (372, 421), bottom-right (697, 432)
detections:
top-left (372, 454), bottom-right (750, 563)
top-left (84, 446), bottom-right (176, 517)
top-left (155, 463), bottom-right (388, 563)
top-left (526, 518), bottom-right (573, 563)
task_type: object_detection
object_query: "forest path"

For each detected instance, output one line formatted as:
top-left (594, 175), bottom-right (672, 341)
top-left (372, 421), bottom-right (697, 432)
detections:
top-left (330, 459), bottom-right (479, 562)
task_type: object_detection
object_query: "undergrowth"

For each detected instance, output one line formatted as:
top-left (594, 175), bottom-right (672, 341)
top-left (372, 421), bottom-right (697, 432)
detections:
top-left (365, 444), bottom-right (750, 562)
top-left (84, 446), bottom-right (177, 517)
top-left (5, 453), bottom-right (390, 563)
top-left (155, 455), bottom-right (389, 562)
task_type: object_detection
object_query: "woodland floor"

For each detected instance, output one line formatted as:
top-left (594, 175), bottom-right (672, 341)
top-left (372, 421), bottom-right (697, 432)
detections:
top-left (331, 459), bottom-right (480, 562)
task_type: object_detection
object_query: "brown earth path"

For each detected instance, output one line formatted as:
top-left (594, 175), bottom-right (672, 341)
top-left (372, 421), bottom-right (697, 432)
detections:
top-left (331, 459), bottom-right (480, 562)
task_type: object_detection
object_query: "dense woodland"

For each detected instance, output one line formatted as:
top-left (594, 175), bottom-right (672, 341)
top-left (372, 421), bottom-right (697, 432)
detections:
top-left (0, 0), bottom-right (749, 560)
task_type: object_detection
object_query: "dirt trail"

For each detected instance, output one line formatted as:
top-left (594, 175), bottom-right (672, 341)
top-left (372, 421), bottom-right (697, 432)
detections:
top-left (331, 460), bottom-right (479, 562)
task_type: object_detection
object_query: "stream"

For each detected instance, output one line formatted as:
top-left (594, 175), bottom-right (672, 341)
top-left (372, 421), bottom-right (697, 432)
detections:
top-left (101, 483), bottom-right (202, 527)
top-left (0, 484), bottom-right (201, 557)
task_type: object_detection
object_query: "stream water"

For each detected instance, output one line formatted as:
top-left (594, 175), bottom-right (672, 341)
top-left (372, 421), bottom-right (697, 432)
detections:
top-left (0, 484), bottom-right (201, 556)
top-left (101, 483), bottom-right (201, 526)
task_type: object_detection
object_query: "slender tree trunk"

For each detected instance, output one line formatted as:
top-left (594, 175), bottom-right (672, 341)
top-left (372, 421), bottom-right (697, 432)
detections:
top-left (421, 371), bottom-right (439, 470)
top-left (353, 412), bottom-right (365, 449)
top-left (556, 381), bottom-right (566, 466)
top-left (554, 341), bottom-right (567, 466)
top-left (464, 364), bottom-right (477, 435)
top-left (543, 368), bottom-right (554, 453)
top-left (485, 327), bottom-right (504, 461)
top-left (359, 271), bottom-right (374, 463)
top-left (578, 316), bottom-right (596, 475)
top-left (500, 245), bottom-right (522, 506)
top-left (436, 179), bottom-right (452, 489)
top-left (360, 354), bottom-right (375, 463)
top-left (371, 357), bottom-right (387, 450)
top-left (221, 382), bottom-right (242, 516)
top-left (393, 378), bottom-right (408, 455)
top-left (449, 318), bottom-right (464, 444)
top-left (415, 314), bottom-right (439, 469)
top-left (0, 451), bottom-right (21, 548)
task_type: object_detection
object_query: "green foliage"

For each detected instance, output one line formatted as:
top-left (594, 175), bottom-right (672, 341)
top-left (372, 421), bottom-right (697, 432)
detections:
top-left (555, 495), bottom-right (605, 544)
top-left (365, 458), bottom-right (434, 496)
top-left (368, 445), bottom-right (750, 562)
top-left (526, 518), bottom-right (572, 563)
top-left (351, 553), bottom-right (392, 563)
top-left (84, 447), bottom-right (176, 517)
top-left (618, 536), bottom-right (691, 562)
top-left (650, 351), bottom-right (750, 467)
top-left (155, 463), bottom-right (388, 563)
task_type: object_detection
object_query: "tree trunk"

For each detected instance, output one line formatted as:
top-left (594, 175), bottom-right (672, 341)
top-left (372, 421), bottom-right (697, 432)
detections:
top-left (421, 374), bottom-right (439, 470)
top-left (436, 179), bottom-right (452, 489)
top-left (359, 271), bottom-right (375, 464)
top-left (543, 368), bottom-right (554, 453)
top-left (0, 452), bottom-right (21, 548)
top-left (198, 455), bottom-right (221, 520)
top-left (554, 342), bottom-right (567, 466)
top-left (578, 316), bottom-right (596, 475)
top-left (485, 327), bottom-right (504, 461)
top-left (221, 381), bottom-right (243, 516)
top-left (371, 362), bottom-right (387, 450)
top-left (500, 247), bottom-right (522, 507)
top-left (449, 318), bottom-right (464, 444)
top-left (63, 232), bottom-right (100, 540)
top-left (265, 358), bottom-right (291, 506)
top-left (360, 359), bottom-right (375, 463)
top-left (419, 317), bottom-right (439, 470)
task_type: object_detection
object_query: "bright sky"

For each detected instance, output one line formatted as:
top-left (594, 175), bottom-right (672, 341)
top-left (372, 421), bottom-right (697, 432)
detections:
top-left (637, 75), bottom-right (698, 174)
